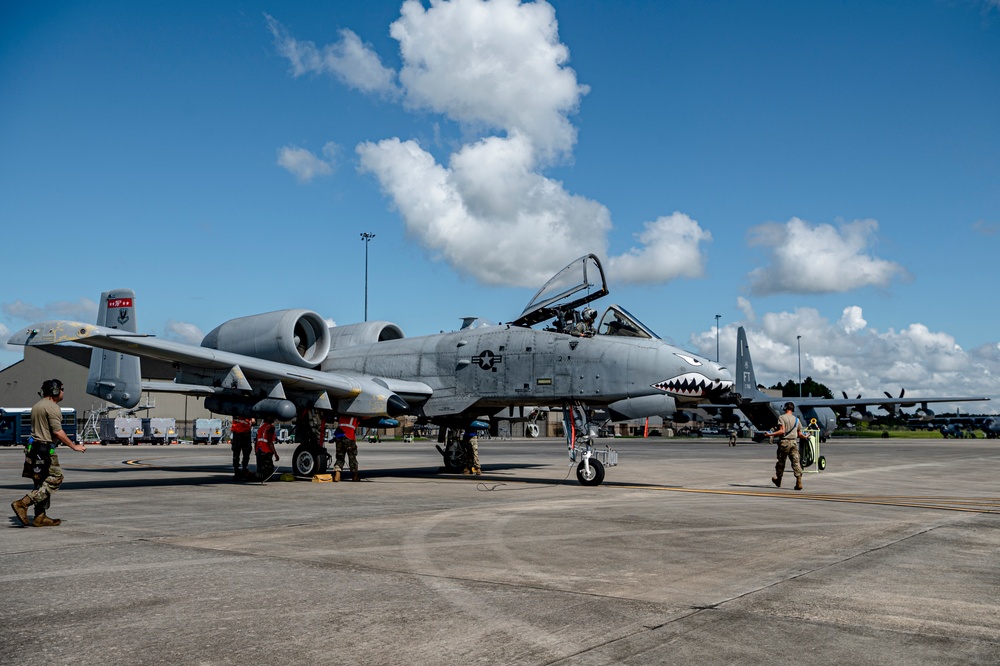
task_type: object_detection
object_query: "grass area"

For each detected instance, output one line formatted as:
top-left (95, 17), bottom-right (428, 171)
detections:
top-left (834, 429), bottom-right (987, 439)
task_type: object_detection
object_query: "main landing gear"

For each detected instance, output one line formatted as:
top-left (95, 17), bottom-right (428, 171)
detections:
top-left (291, 445), bottom-right (332, 477)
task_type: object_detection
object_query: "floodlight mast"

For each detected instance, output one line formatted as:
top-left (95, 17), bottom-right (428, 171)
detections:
top-left (360, 232), bottom-right (375, 321)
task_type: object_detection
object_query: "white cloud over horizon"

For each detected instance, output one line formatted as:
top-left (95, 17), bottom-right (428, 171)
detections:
top-left (690, 302), bottom-right (999, 413)
top-left (747, 218), bottom-right (909, 295)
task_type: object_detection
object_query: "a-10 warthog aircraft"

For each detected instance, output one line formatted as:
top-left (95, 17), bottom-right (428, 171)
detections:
top-left (9, 254), bottom-right (733, 485)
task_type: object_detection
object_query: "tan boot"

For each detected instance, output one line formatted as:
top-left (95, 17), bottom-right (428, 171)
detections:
top-left (32, 513), bottom-right (61, 527)
top-left (352, 471), bottom-right (360, 482)
top-left (794, 477), bottom-right (803, 491)
top-left (472, 467), bottom-right (481, 476)
top-left (11, 495), bottom-right (33, 526)
top-left (333, 469), bottom-right (341, 482)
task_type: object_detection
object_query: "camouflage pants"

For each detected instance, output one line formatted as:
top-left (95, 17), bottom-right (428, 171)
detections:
top-left (334, 439), bottom-right (358, 473)
top-left (29, 454), bottom-right (64, 515)
top-left (462, 436), bottom-right (480, 470)
top-left (775, 440), bottom-right (802, 480)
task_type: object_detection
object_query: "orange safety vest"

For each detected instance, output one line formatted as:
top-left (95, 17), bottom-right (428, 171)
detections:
top-left (231, 418), bottom-right (252, 434)
top-left (255, 422), bottom-right (276, 455)
top-left (337, 417), bottom-right (358, 440)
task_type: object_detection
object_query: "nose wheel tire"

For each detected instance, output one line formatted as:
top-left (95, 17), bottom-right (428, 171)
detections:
top-left (576, 458), bottom-right (605, 486)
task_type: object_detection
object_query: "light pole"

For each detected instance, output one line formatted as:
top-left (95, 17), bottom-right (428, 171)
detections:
top-left (360, 232), bottom-right (375, 321)
top-left (797, 335), bottom-right (802, 397)
top-left (715, 314), bottom-right (721, 362)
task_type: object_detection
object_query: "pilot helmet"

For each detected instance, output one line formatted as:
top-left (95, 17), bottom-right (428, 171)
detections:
top-left (582, 307), bottom-right (597, 321)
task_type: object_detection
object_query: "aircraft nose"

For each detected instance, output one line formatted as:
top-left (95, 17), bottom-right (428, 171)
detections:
top-left (649, 348), bottom-right (734, 402)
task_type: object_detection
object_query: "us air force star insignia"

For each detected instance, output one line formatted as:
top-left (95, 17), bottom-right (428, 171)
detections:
top-left (473, 349), bottom-right (503, 371)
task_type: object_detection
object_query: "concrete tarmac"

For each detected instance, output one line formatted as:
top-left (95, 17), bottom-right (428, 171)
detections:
top-left (2, 436), bottom-right (999, 665)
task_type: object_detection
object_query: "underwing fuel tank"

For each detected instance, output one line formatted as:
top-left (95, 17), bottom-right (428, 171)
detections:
top-left (204, 396), bottom-right (297, 421)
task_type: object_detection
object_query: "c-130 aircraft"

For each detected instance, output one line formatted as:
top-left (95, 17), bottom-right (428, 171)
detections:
top-left (9, 254), bottom-right (733, 486)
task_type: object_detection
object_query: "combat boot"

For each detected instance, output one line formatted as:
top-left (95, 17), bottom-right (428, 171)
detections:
top-left (472, 467), bottom-right (481, 476)
top-left (333, 469), bottom-right (341, 482)
top-left (462, 467), bottom-right (472, 475)
top-left (794, 477), bottom-right (803, 491)
top-left (11, 495), bottom-right (33, 526)
top-left (771, 476), bottom-right (781, 488)
top-left (32, 513), bottom-right (61, 527)
top-left (352, 471), bottom-right (360, 482)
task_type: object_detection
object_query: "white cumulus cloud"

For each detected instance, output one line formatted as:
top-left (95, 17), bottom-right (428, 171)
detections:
top-left (606, 213), bottom-right (712, 284)
top-left (272, 1), bottom-right (712, 287)
top-left (747, 218), bottom-right (909, 296)
top-left (2, 298), bottom-right (98, 323)
top-left (163, 320), bottom-right (205, 345)
top-left (266, 15), bottom-right (399, 96)
top-left (277, 143), bottom-right (337, 183)
top-left (357, 134), bottom-right (611, 286)
top-left (690, 302), bottom-right (998, 411)
top-left (391, 0), bottom-right (586, 159)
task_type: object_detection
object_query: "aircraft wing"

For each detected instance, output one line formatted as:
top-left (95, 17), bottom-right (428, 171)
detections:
top-left (790, 396), bottom-right (990, 412)
top-left (8, 320), bottom-right (416, 417)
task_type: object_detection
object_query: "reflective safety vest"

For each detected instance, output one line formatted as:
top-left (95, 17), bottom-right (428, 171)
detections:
top-left (231, 418), bottom-right (252, 434)
top-left (255, 422), bottom-right (276, 455)
top-left (337, 417), bottom-right (358, 441)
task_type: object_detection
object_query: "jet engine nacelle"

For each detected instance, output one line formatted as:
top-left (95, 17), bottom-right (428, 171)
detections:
top-left (201, 309), bottom-right (331, 368)
top-left (327, 320), bottom-right (405, 349)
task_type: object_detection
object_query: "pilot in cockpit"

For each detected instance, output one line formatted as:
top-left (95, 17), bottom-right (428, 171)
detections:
top-left (573, 308), bottom-right (597, 337)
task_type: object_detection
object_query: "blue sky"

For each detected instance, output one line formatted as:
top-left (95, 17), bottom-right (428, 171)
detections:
top-left (2, 0), bottom-right (999, 409)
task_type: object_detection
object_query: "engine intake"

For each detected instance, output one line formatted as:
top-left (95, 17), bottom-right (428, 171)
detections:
top-left (201, 309), bottom-right (331, 368)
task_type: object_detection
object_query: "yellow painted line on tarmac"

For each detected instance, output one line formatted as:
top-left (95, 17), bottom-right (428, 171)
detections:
top-left (613, 484), bottom-right (1000, 514)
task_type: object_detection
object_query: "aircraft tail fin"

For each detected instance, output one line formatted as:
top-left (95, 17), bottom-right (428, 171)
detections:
top-left (86, 289), bottom-right (141, 408)
top-left (735, 326), bottom-right (767, 400)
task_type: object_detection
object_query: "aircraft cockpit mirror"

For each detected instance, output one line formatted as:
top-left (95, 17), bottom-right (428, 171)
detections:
top-left (597, 305), bottom-right (660, 340)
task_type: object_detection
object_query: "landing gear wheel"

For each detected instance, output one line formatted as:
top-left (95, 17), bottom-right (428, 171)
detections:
top-left (318, 450), bottom-right (332, 474)
top-left (576, 458), bottom-right (605, 486)
top-left (817, 455), bottom-right (827, 471)
top-left (292, 445), bottom-right (320, 477)
top-left (435, 444), bottom-right (466, 472)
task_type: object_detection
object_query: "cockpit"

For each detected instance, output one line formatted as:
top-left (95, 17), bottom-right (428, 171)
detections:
top-left (596, 305), bottom-right (657, 339)
top-left (509, 254), bottom-right (661, 340)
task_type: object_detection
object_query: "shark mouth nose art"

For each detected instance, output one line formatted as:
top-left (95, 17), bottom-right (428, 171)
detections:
top-left (653, 373), bottom-right (734, 398)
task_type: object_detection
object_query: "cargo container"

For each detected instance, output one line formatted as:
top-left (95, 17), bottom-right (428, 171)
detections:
top-left (193, 418), bottom-right (223, 445)
top-left (0, 408), bottom-right (77, 446)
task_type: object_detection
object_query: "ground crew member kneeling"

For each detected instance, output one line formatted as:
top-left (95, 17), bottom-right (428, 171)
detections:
top-left (11, 379), bottom-right (87, 527)
top-left (765, 402), bottom-right (808, 491)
